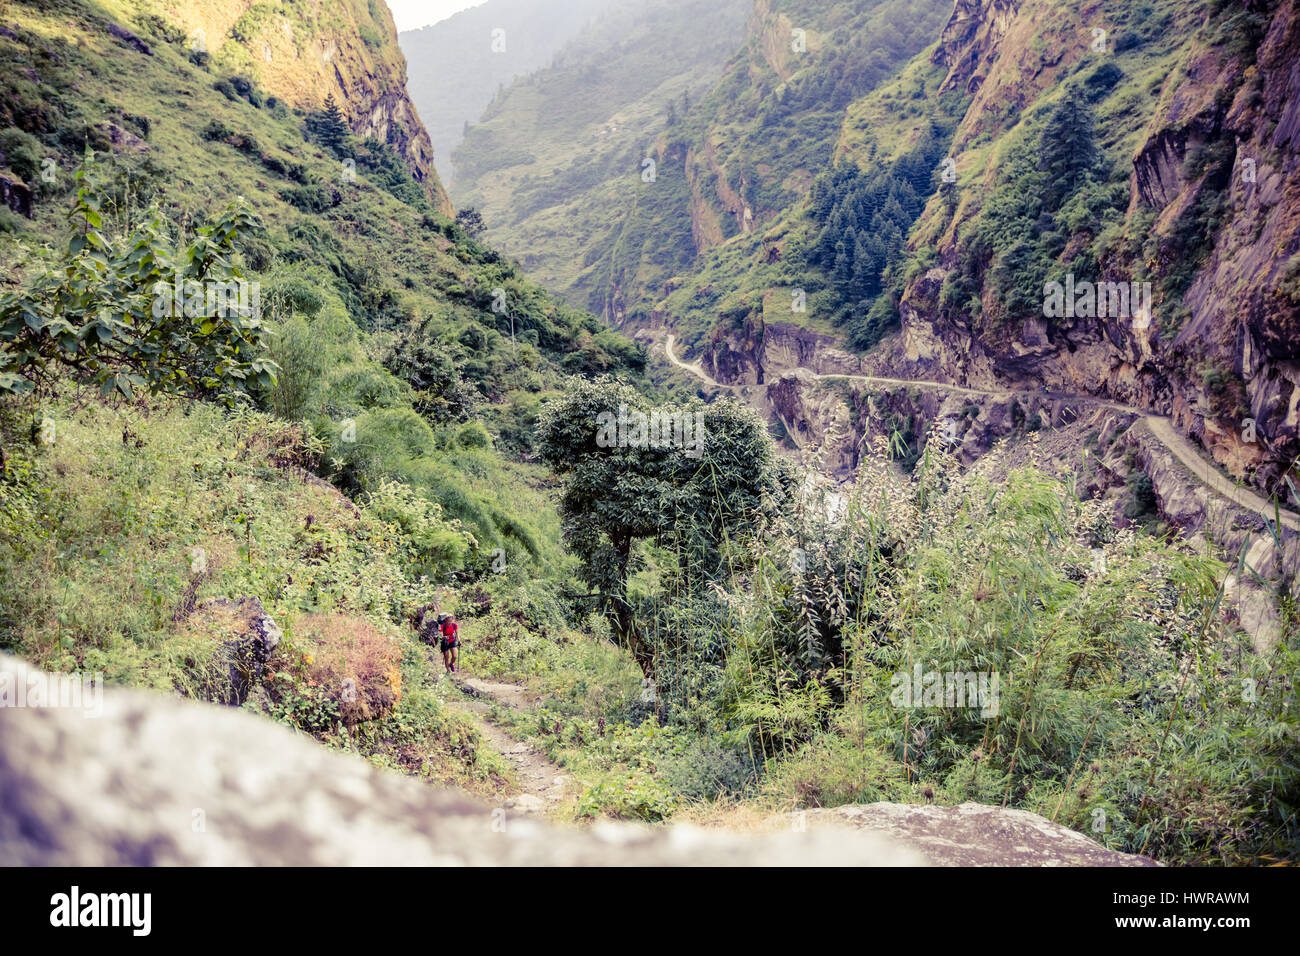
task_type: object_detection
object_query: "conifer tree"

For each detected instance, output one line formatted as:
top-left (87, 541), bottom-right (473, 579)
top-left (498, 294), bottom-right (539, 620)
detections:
top-left (1040, 90), bottom-right (1097, 204)
top-left (314, 94), bottom-right (352, 158)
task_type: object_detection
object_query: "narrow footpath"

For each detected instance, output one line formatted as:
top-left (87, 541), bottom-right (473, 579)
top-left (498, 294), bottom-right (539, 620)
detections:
top-left (662, 333), bottom-right (1300, 533)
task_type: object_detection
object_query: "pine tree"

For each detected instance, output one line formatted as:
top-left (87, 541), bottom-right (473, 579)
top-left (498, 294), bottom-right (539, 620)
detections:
top-left (850, 233), bottom-right (875, 300)
top-left (833, 237), bottom-right (855, 292)
top-left (314, 94), bottom-right (352, 158)
top-left (1040, 91), bottom-right (1097, 205)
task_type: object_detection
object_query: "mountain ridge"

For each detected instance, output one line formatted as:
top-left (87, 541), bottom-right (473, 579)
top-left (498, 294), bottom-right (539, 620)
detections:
top-left (442, 0), bottom-right (1299, 507)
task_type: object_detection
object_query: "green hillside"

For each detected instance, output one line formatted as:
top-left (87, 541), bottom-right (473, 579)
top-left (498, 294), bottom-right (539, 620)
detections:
top-left (449, 0), bottom-right (750, 306)
top-left (0, 0), bottom-right (649, 784)
top-left (449, 0), bottom-right (949, 330)
top-left (0, 0), bottom-right (649, 569)
top-left (2, 0), bottom-right (1297, 867)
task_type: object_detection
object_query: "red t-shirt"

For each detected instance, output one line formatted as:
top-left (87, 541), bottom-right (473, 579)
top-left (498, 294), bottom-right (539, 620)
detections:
top-left (441, 620), bottom-right (458, 642)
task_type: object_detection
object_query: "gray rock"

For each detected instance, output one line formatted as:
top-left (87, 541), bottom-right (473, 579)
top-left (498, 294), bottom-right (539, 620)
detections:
top-left (0, 173), bottom-right (32, 218)
top-left (196, 596), bottom-right (282, 705)
top-left (0, 654), bottom-right (921, 865)
top-left (799, 804), bottom-right (1158, 866)
top-left (0, 654), bottom-right (1152, 866)
top-left (107, 22), bottom-right (152, 56)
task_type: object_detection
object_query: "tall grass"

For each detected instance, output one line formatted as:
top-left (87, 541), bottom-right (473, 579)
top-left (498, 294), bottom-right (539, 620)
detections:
top-left (642, 426), bottom-right (1299, 863)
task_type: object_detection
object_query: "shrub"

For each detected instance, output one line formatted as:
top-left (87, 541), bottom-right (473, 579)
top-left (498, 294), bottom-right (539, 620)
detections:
top-left (0, 156), bottom-right (275, 399)
top-left (284, 613), bottom-right (402, 727)
top-left (280, 183), bottom-right (336, 213)
top-left (0, 126), bottom-right (44, 182)
top-left (454, 420), bottom-right (492, 449)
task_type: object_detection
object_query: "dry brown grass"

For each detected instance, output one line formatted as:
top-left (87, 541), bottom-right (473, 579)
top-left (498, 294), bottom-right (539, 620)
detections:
top-left (668, 794), bottom-right (788, 833)
top-left (291, 613), bottom-right (403, 726)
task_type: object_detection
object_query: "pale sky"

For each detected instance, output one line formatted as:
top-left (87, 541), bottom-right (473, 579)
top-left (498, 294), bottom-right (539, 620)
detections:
top-left (386, 0), bottom-right (492, 31)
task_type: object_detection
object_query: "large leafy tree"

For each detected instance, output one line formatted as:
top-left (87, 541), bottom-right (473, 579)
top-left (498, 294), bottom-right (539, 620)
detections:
top-left (0, 156), bottom-right (275, 400)
top-left (538, 377), bottom-right (779, 670)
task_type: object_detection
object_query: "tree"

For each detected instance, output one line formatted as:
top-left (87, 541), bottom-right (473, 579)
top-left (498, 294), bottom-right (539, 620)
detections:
top-left (849, 233), bottom-right (876, 300)
top-left (0, 155), bottom-right (276, 400)
top-left (832, 237), bottom-right (855, 290)
top-left (454, 206), bottom-right (486, 239)
top-left (1040, 90), bottom-right (1097, 206)
top-left (309, 94), bottom-right (352, 158)
top-left (538, 377), bottom-right (777, 671)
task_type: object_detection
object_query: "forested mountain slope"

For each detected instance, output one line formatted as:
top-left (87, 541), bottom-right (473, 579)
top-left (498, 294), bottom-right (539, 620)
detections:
top-left (151, 0), bottom-right (454, 211)
top-left (450, 0), bottom-right (1300, 507)
top-left (447, 0), bottom-right (952, 327)
top-left (889, 0), bottom-right (1300, 506)
top-left (447, 0), bottom-right (752, 301)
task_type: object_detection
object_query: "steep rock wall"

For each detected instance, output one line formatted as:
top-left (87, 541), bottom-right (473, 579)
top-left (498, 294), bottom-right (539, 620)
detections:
top-left (894, 0), bottom-right (1300, 504)
top-left (163, 0), bottom-right (451, 213)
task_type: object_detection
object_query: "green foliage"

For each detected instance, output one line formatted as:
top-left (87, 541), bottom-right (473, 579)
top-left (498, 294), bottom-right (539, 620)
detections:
top-left (808, 124), bottom-right (951, 343)
top-left (537, 376), bottom-right (780, 659)
top-left (0, 0), bottom-right (641, 603)
top-left (451, 0), bottom-right (949, 325)
top-left (0, 125), bottom-right (44, 183)
top-left (364, 478), bottom-right (474, 578)
top-left (1039, 90), bottom-right (1098, 205)
top-left (0, 392), bottom-right (515, 794)
top-left (454, 207), bottom-right (485, 238)
top-left (355, 137), bottom-right (428, 209)
top-left (0, 156), bottom-right (275, 400)
top-left (306, 94), bottom-right (353, 159)
top-left (454, 420), bottom-right (492, 449)
top-left (637, 439), bottom-right (1299, 863)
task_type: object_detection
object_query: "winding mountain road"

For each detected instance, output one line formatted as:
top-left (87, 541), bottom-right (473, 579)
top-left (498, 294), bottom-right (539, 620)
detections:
top-left (662, 333), bottom-right (1300, 533)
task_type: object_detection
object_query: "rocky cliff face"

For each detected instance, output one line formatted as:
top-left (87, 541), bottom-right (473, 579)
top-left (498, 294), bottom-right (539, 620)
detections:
top-left (703, 316), bottom-right (866, 384)
top-left (170, 0), bottom-right (451, 213)
top-left (931, 0), bottom-right (1020, 95)
top-left (1171, 1), bottom-right (1300, 499)
top-left (892, 0), bottom-right (1300, 505)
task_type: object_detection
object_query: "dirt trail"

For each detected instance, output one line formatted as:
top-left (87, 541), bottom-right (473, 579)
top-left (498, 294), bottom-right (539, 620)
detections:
top-left (1145, 416), bottom-right (1299, 532)
top-left (444, 672), bottom-right (573, 815)
top-left (662, 333), bottom-right (1299, 533)
top-left (663, 333), bottom-right (727, 388)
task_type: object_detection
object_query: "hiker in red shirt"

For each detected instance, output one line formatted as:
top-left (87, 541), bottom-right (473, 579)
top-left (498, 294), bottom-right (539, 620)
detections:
top-left (440, 613), bottom-right (460, 673)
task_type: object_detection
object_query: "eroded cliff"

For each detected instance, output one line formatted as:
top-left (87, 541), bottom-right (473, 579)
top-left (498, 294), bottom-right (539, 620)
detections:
top-left (170, 0), bottom-right (451, 213)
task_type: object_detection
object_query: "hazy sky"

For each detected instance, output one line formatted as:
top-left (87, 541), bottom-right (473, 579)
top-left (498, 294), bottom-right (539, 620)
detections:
top-left (386, 0), bottom-right (491, 31)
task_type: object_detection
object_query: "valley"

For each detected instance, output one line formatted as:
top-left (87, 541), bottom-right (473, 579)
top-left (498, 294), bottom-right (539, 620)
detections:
top-left (0, 0), bottom-right (1297, 874)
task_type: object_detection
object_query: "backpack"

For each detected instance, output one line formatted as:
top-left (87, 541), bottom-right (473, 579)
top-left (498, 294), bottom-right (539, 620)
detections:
top-left (418, 612), bottom-right (442, 646)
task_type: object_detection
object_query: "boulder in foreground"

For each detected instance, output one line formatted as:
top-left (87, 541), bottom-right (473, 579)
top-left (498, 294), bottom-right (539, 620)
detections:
top-left (0, 654), bottom-right (1153, 866)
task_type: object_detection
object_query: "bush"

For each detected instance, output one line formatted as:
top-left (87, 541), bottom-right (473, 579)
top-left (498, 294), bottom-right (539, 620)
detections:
top-left (0, 126), bottom-right (43, 183)
top-left (0, 207), bottom-right (28, 234)
top-left (454, 420), bottom-right (492, 449)
top-left (281, 183), bottom-right (337, 213)
top-left (281, 613), bottom-right (402, 727)
top-left (763, 731), bottom-right (911, 808)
